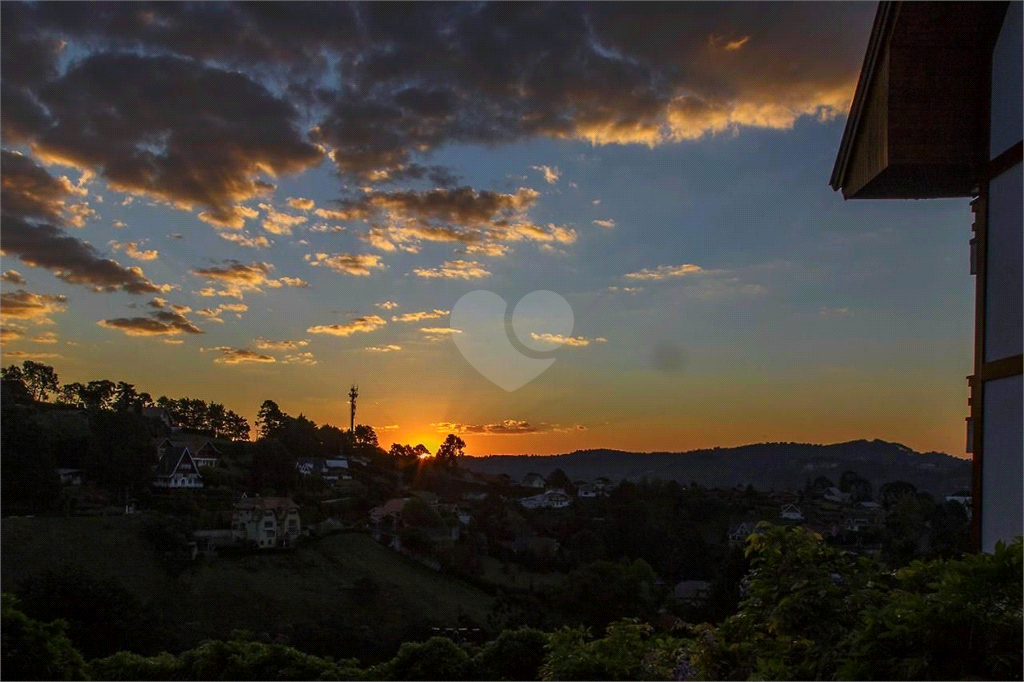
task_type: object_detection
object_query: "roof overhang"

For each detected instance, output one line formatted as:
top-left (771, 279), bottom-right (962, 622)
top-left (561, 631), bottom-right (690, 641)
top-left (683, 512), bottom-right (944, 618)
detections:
top-left (831, 2), bottom-right (1009, 199)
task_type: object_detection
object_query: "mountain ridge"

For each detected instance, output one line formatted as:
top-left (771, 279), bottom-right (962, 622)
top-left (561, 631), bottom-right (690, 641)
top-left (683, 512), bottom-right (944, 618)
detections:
top-left (464, 439), bottom-right (971, 496)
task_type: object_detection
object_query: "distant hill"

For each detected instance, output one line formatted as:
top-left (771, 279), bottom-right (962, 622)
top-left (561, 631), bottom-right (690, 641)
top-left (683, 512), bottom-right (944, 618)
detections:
top-left (465, 439), bottom-right (971, 496)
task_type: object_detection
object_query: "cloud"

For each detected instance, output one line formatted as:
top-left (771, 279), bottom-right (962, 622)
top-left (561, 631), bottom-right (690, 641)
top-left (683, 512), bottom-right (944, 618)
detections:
top-left (606, 286), bottom-right (644, 294)
top-left (217, 231), bottom-right (272, 249)
top-left (391, 309), bottom-right (449, 323)
top-left (65, 202), bottom-right (98, 228)
top-left (0, 326), bottom-right (23, 346)
top-left (413, 260), bottom-right (491, 280)
top-left (32, 331), bottom-right (58, 344)
top-left (98, 309), bottom-right (203, 337)
top-left (287, 197), bottom-right (315, 211)
top-left (433, 419), bottom-right (588, 435)
top-left (112, 220), bottom-right (127, 228)
top-left (11, 49), bottom-right (322, 228)
top-left (376, 300), bottom-right (400, 310)
top-left (110, 240), bottom-right (159, 261)
top-left (1, 151), bottom-right (171, 294)
top-left (191, 259), bottom-right (305, 297)
top-left (259, 203), bottom-right (308, 236)
top-left (2, 349), bottom-right (62, 360)
top-left (255, 338), bottom-right (309, 350)
top-left (366, 344), bottom-right (402, 353)
top-left (532, 165), bottom-right (560, 184)
top-left (593, 219), bottom-right (616, 229)
top-left (204, 346), bottom-right (276, 365)
top-left (420, 326), bottom-right (462, 342)
top-left (623, 263), bottom-right (707, 280)
top-left (305, 252), bottom-right (386, 277)
top-left (0, 289), bottom-right (68, 322)
top-left (1, 270), bottom-right (27, 285)
top-left (529, 333), bottom-right (606, 347)
top-left (307, 315), bottom-right (387, 337)
top-left (282, 352), bottom-right (318, 365)
top-left (3, 3), bottom-right (870, 196)
top-left (195, 302), bottom-right (249, 323)
top-left (820, 306), bottom-right (853, 318)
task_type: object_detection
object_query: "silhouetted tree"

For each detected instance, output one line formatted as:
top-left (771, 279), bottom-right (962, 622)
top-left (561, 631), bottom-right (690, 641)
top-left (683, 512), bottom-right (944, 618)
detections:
top-left (435, 434), bottom-right (466, 468)
top-left (256, 399), bottom-right (287, 440)
top-left (19, 361), bottom-right (60, 402)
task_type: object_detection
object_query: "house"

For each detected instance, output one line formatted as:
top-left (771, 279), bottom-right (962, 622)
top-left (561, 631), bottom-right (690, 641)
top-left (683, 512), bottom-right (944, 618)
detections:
top-left (822, 487), bottom-right (852, 504)
top-left (142, 406), bottom-right (177, 431)
top-left (831, 1), bottom-right (1021, 552)
top-left (519, 488), bottom-right (572, 509)
top-left (674, 580), bottom-right (712, 604)
top-left (158, 438), bottom-right (219, 468)
top-left (232, 497), bottom-right (301, 549)
top-left (575, 483), bottom-right (599, 498)
top-left (153, 446), bottom-right (203, 489)
top-left (728, 522), bottom-right (756, 546)
top-left (843, 517), bottom-right (874, 533)
top-left (462, 491), bottom-right (489, 501)
top-left (56, 468), bottom-right (82, 486)
top-left (780, 504), bottom-right (805, 521)
top-left (325, 458), bottom-right (351, 479)
top-left (369, 498), bottom-right (409, 525)
top-left (522, 473), bottom-right (546, 488)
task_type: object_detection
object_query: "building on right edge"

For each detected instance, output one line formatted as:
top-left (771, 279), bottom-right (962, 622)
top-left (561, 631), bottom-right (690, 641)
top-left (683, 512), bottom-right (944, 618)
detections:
top-left (830, 1), bottom-right (1022, 551)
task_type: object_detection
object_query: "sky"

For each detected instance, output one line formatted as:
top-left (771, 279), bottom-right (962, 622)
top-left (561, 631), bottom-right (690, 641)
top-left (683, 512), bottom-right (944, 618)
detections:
top-left (0, 2), bottom-right (975, 456)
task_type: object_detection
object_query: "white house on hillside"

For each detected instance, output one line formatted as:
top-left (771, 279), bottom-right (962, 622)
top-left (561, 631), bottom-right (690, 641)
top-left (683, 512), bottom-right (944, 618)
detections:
top-left (153, 446), bottom-right (203, 489)
top-left (232, 497), bottom-right (301, 549)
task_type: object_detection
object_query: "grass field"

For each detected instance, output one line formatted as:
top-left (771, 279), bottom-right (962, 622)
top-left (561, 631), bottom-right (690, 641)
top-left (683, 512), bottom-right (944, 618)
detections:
top-left (1, 516), bottom-right (495, 660)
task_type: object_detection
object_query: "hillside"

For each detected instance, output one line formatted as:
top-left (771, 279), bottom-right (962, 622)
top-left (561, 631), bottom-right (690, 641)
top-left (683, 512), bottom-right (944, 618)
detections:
top-left (1, 516), bottom-right (495, 663)
top-left (465, 439), bottom-right (971, 496)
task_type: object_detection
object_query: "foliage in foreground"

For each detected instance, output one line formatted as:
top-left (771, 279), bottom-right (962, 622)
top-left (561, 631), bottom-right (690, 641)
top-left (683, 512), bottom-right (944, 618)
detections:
top-left (3, 527), bottom-right (1020, 681)
top-left (686, 525), bottom-right (1023, 681)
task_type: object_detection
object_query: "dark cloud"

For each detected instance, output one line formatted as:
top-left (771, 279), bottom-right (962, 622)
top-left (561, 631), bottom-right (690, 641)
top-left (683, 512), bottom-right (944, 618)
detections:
top-left (203, 346), bottom-right (277, 365)
top-left (98, 309), bottom-right (203, 336)
top-left (3, 2), bottom-right (873, 205)
top-left (22, 53), bottom-right (323, 227)
top-left (1, 149), bottom-right (172, 294)
top-left (1, 270), bottom-right (28, 285)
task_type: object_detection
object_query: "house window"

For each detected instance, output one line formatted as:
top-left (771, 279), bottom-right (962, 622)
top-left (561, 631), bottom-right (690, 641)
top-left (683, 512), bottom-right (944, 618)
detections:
top-left (264, 520), bottom-right (274, 528)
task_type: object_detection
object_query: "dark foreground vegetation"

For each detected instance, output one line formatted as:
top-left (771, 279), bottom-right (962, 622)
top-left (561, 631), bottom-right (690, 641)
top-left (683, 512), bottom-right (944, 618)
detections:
top-left (2, 361), bottom-right (1018, 679)
top-left (4, 529), bottom-right (1021, 681)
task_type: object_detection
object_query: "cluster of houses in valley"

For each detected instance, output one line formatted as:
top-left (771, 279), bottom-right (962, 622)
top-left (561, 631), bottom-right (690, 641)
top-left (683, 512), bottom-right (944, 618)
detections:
top-left (725, 486), bottom-right (892, 548)
top-left (516, 473), bottom-right (611, 509)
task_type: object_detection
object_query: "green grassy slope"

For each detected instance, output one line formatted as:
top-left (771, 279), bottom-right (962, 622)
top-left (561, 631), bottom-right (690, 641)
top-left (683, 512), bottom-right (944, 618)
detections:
top-left (1, 517), bottom-right (495, 660)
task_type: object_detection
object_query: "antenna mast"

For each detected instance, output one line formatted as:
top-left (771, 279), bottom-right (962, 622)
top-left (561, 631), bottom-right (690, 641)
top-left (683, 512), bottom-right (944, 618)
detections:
top-left (348, 384), bottom-right (359, 438)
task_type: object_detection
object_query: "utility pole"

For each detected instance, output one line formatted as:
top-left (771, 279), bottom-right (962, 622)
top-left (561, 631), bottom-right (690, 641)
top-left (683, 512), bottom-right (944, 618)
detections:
top-left (348, 384), bottom-right (358, 447)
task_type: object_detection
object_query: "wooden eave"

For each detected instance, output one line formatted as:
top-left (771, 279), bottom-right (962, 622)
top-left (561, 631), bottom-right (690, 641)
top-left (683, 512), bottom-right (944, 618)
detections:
top-left (831, 1), bottom-right (1008, 199)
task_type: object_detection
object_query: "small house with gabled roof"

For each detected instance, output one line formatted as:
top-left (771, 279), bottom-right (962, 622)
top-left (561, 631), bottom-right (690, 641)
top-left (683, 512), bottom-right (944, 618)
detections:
top-left (153, 446), bottom-right (203, 489)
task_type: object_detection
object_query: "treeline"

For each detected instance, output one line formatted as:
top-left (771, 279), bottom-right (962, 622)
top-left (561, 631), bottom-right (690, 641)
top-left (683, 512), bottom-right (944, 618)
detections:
top-left (1, 360), bottom-right (250, 440)
top-left (5, 529), bottom-right (1020, 681)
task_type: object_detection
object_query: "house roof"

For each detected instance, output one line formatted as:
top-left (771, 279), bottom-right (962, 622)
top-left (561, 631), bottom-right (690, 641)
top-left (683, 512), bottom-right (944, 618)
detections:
top-left (154, 446), bottom-right (202, 478)
top-left (235, 497), bottom-right (298, 511)
top-left (831, 1), bottom-right (1010, 199)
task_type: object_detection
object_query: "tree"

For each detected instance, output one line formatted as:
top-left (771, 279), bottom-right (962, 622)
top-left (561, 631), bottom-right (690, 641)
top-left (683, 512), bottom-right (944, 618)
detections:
top-left (471, 627), bottom-right (549, 681)
top-left (112, 381), bottom-right (152, 412)
top-left (354, 424), bottom-right (379, 448)
top-left (80, 379), bottom-right (117, 410)
top-left (541, 620), bottom-right (683, 681)
top-left (546, 468), bottom-right (572, 493)
top-left (880, 480), bottom-right (918, 510)
top-left (20, 360), bottom-right (60, 402)
top-left (372, 636), bottom-right (470, 680)
top-left (435, 434), bottom-right (466, 468)
top-left (256, 399), bottom-right (287, 440)
top-left (1, 593), bottom-right (88, 681)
